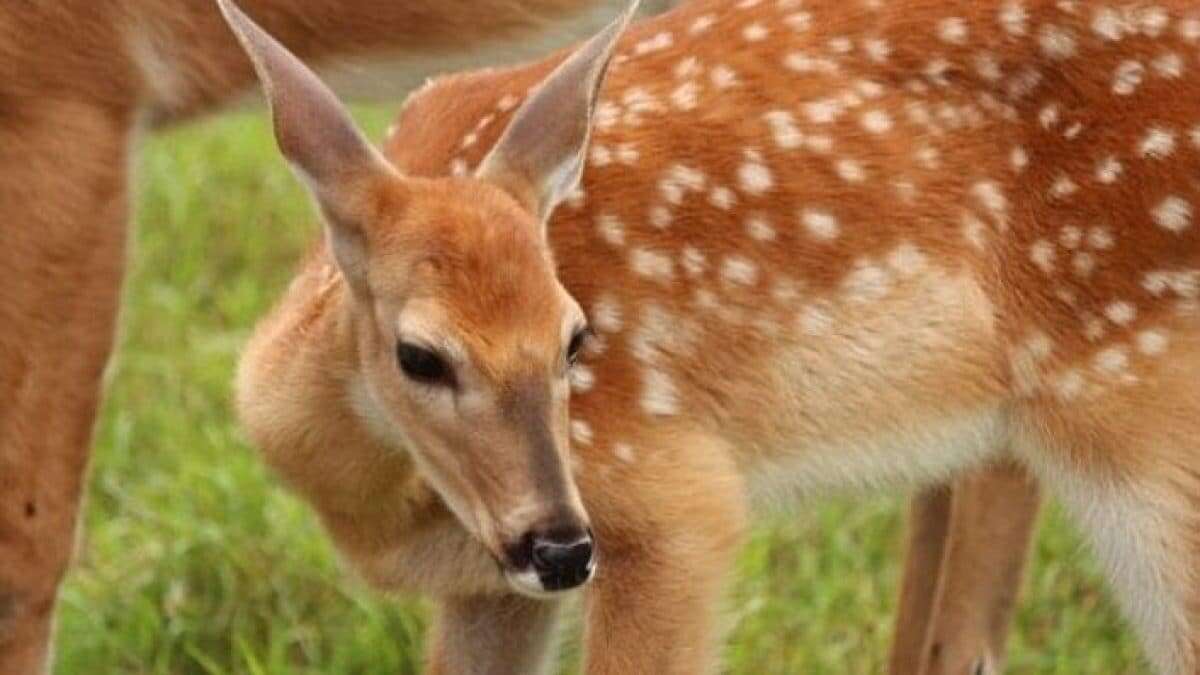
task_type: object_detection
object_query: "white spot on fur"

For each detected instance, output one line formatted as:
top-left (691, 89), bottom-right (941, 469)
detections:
top-left (1039, 103), bottom-right (1060, 129)
top-left (843, 260), bottom-right (892, 303)
top-left (650, 206), bottom-right (673, 229)
top-left (616, 143), bottom-right (639, 165)
top-left (1054, 370), bottom-right (1085, 400)
top-left (670, 81), bottom-right (700, 110)
top-left (743, 22), bottom-right (769, 41)
top-left (1060, 226), bottom-right (1083, 249)
top-left (938, 17), bottom-right (969, 44)
top-left (797, 304), bottom-right (833, 336)
top-left (1140, 127), bottom-right (1176, 158)
top-left (738, 151), bottom-right (774, 195)
top-left (1137, 329), bottom-right (1169, 355)
top-left (709, 186), bottom-right (737, 210)
top-left (861, 110), bottom-right (893, 134)
top-left (1089, 227), bottom-right (1115, 250)
top-left (784, 11), bottom-right (813, 32)
top-left (1092, 7), bottom-right (1128, 41)
top-left (1011, 147), bottom-right (1029, 171)
top-left (1096, 156), bottom-right (1123, 183)
top-left (630, 248), bottom-right (675, 282)
top-left (634, 31), bottom-right (673, 55)
top-left (1000, 1), bottom-right (1029, 35)
top-left (1039, 24), bottom-right (1076, 59)
top-left (1113, 60), bottom-right (1145, 95)
top-left (641, 368), bottom-right (679, 416)
top-left (710, 64), bottom-right (739, 89)
top-left (597, 214), bottom-right (625, 247)
top-left (681, 246), bottom-right (708, 278)
top-left (835, 158), bottom-right (867, 182)
top-left (1106, 301), bottom-right (1137, 326)
top-left (805, 98), bottom-right (844, 124)
top-left (1031, 239), bottom-right (1056, 273)
top-left (863, 38), bottom-right (891, 63)
top-left (722, 256), bottom-right (760, 286)
top-left (589, 144), bottom-right (612, 167)
top-left (1050, 174), bottom-right (1078, 199)
top-left (1094, 346), bottom-right (1129, 374)
top-left (801, 208), bottom-right (840, 240)
top-left (591, 295), bottom-right (623, 333)
top-left (765, 111), bottom-right (804, 149)
top-left (975, 52), bottom-right (1003, 82)
top-left (1153, 52), bottom-right (1184, 79)
top-left (660, 164), bottom-right (706, 205)
top-left (1153, 196), bottom-right (1193, 233)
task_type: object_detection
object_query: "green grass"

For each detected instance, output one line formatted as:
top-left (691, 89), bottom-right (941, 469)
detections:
top-left (55, 107), bottom-right (1147, 674)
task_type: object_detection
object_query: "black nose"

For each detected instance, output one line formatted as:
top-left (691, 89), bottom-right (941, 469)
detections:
top-left (530, 531), bottom-right (594, 591)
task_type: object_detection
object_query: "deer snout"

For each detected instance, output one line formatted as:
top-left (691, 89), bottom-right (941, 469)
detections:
top-left (503, 523), bottom-right (596, 595)
top-left (531, 529), bottom-right (595, 590)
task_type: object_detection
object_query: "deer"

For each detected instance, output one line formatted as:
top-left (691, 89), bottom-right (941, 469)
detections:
top-left (223, 0), bottom-right (1200, 671)
top-left (0, 0), bottom-right (1018, 671)
top-left (0, 0), bottom-right (697, 672)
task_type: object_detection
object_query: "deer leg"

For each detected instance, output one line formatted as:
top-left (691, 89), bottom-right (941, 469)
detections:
top-left (890, 483), bottom-right (954, 675)
top-left (919, 463), bottom-right (1041, 675)
top-left (0, 99), bottom-right (133, 673)
top-left (578, 431), bottom-right (746, 675)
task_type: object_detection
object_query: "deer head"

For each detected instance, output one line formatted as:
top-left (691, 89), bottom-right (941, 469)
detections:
top-left (217, 0), bottom-right (636, 596)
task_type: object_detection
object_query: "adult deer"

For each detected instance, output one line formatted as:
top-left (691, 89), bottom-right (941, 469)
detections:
top-left (0, 0), bottom-right (691, 672)
top-left (228, 0), bottom-right (1191, 671)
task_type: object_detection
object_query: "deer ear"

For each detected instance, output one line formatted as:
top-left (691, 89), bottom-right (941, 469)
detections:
top-left (475, 0), bottom-right (638, 229)
top-left (215, 0), bottom-right (395, 295)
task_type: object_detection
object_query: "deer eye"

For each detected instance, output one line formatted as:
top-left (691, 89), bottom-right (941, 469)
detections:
top-left (566, 327), bottom-right (591, 366)
top-left (397, 343), bottom-right (452, 385)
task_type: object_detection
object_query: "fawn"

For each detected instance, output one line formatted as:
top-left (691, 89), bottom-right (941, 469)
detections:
top-left (229, 0), bottom-right (1200, 671)
top-left (0, 0), bottom-right (689, 671)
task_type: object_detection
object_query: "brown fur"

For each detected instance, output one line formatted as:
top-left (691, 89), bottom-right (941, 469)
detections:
top-left (238, 0), bottom-right (1200, 672)
top-left (0, 1), bottom-right (677, 672)
top-left (234, 0), bottom-right (1200, 673)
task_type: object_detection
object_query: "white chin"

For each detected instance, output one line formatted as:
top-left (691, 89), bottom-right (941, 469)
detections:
top-left (504, 568), bottom-right (559, 599)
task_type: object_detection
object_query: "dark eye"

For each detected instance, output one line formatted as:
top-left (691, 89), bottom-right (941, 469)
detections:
top-left (397, 343), bottom-right (451, 385)
top-left (567, 328), bottom-right (591, 366)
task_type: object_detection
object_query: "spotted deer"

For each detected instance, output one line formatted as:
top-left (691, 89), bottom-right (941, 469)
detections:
top-left (229, 0), bottom-right (1200, 672)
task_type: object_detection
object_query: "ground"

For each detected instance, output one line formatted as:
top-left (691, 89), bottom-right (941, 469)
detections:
top-left (54, 107), bottom-right (1147, 674)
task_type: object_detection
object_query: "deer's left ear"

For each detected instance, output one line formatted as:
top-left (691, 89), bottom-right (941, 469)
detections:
top-left (476, 0), bottom-right (638, 230)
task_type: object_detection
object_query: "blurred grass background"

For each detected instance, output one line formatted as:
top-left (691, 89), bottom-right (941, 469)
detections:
top-left (53, 106), bottom-right (1148, 674)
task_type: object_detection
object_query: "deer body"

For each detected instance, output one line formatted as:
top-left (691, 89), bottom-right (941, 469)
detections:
top-left (234, 0), bottom-right (1200, 673)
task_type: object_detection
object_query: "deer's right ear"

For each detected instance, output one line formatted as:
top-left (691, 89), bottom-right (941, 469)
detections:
top-left (475, 0), bottom-right (637, 231)
top-left (216, 0), bottom-right (395, 295)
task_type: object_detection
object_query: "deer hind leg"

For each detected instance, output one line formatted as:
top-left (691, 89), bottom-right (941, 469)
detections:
top-left (1013, 342), bottom-right (1200, 675)
top-left (0, 99), bottom-right (134, 673)
top-left (890, 483), bottom-right (954, 675)
top-left (577, 429), bottom-right (747, 675)
top-left (918, 462), bottom-right (1041, 675)
top-left (890, 461), bottom-right (1040, 675)
top-left (425, 594), bottom-right (564, 675)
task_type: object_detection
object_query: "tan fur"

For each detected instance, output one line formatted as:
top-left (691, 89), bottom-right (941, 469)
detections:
top-left (0, 1), bottom-right (676, 672)
top-left (237, 0), bottom-right (1200, 672)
